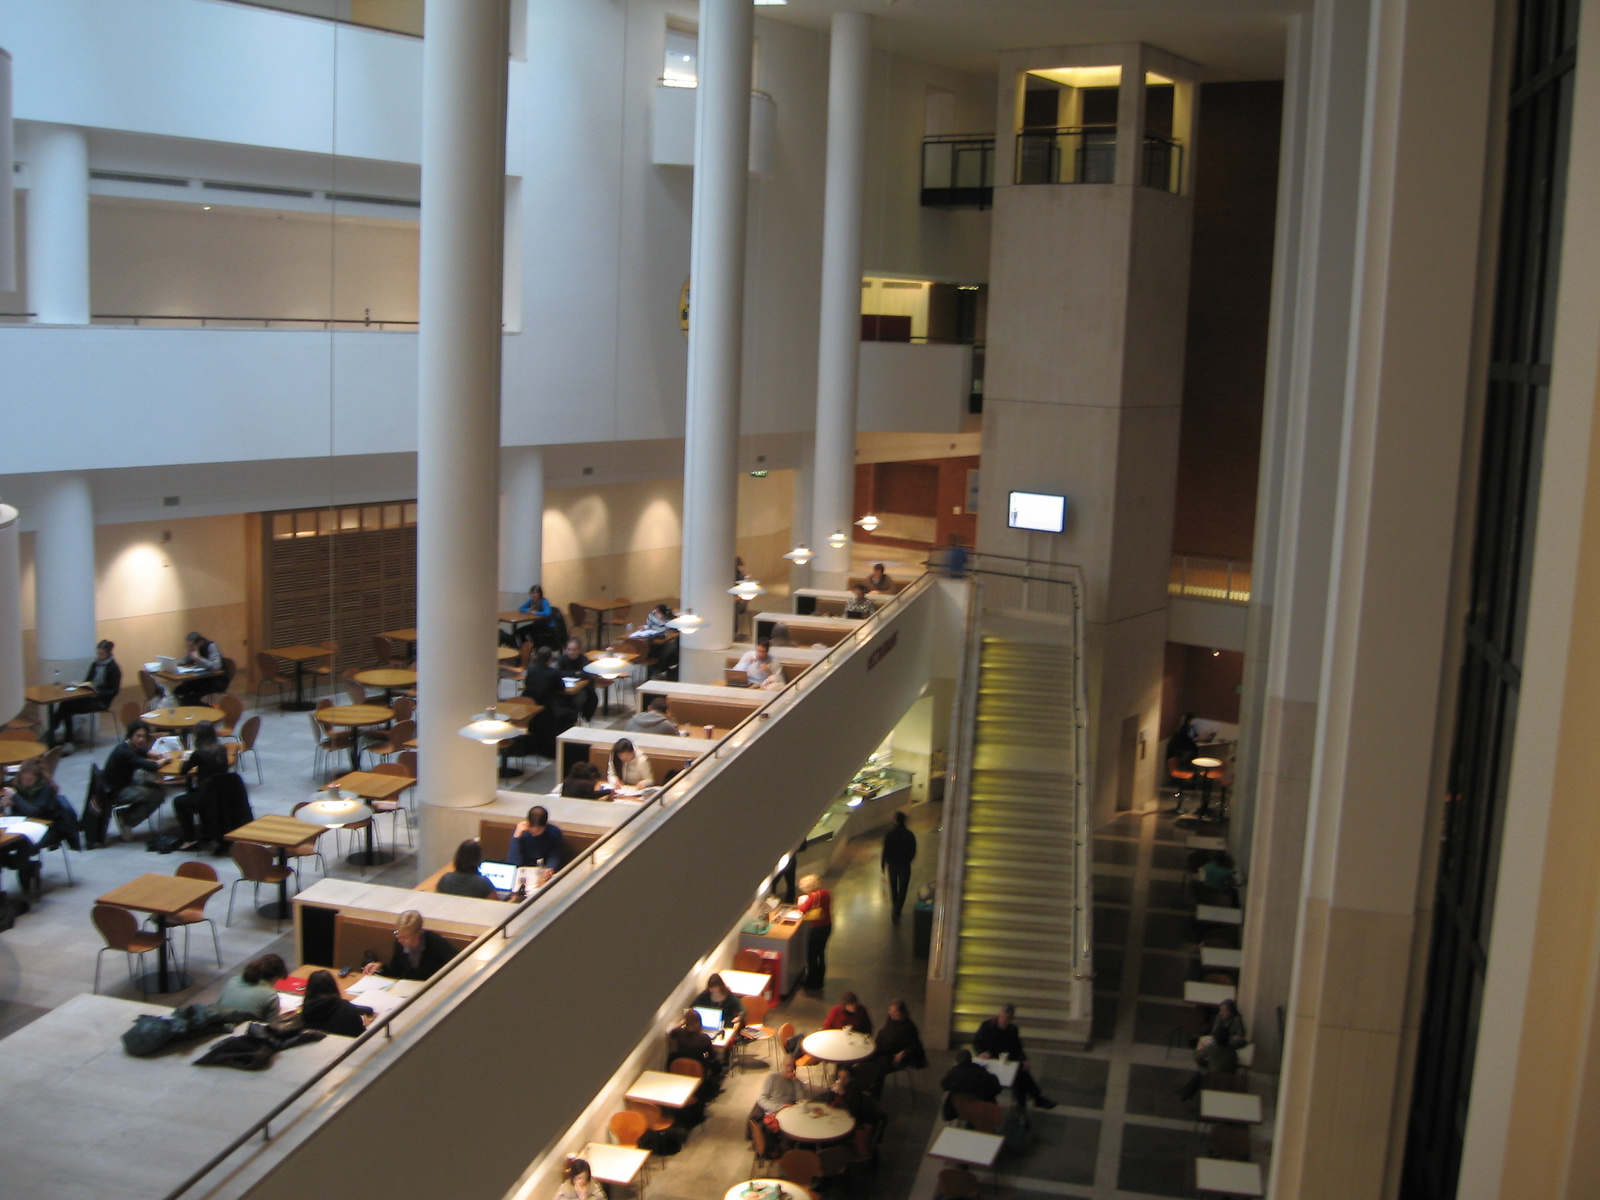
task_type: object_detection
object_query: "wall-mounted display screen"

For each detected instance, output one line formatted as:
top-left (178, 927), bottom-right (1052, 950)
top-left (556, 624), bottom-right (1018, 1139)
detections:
top-left (1008, 491), bottom-right (1066, 533)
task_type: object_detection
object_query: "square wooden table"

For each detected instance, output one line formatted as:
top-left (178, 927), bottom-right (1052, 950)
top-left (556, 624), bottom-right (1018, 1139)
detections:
top-left (25, 683), bottom-right (97, 747)
top-left (227, 814), bottom-right (322, 919)
top-left (1200, 1090), bottom-right (1262, 1124)
top-left (98, 873), bottom-right (222, 993)
top-left (625, 1069), bottom-right (700, 1109)
top-left (581, 1142), bottom-right (650, 1191)
top-left (928, 1127), bottom-right (1004, 1168)
top-left (1195, 1157), bottom-right (1263, 1196)
top-left (327, 770), bottom-right (414, 867)
top-left (1185, 980), bottom-right (1238, 1006)
top-left (265, 644), bottom-right (332, 710)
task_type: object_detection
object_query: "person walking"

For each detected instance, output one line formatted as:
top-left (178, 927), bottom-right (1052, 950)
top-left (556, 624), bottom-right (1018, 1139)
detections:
top-left (881, 810), bottom-right (917, 920)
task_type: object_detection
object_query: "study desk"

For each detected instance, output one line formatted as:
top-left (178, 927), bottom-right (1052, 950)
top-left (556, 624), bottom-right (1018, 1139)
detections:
top-left (1184, 980), bottom-right (1238, 1006)
top-left (626, 1069), bottom-right (700, 1109)
top-left (1196, 904), bottom-right (1243, 926)
top-left (264, 644), bottom-right (332, 710)
top-left (720, 968), bottom-right (773, 998)
top-left (792, 587), bottom-right (867, 616)
top-left (292, 877), bottom-right (506, 969)
top-left (583, 1143), bottom-right (651, 1191)
top-left (977, 1057), bottom-right (1020, 1087)
top-left (1201, 946), bottom-right (1244, 970)
top-left (928, 1127), bottom-right (1005, 1168)
top-left (1200, 1090), bottom-right (1262, 1124)
top-left (1195, 1157), bottom-right (1263, 1196)
top-left (97, 872), bottom-right (222, 992)
top-left (556, 726), bottom-right (716, 783)
top-left (156, 743), bottom-right (241, 777)
top-left (25, 682), bottom-right (96, 745)
top-left (753, 612), bottom-right (861, 648)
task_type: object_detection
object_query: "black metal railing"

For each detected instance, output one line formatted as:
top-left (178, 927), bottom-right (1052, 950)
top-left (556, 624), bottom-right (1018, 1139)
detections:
top-left (1142, 134), bottom-right (1184, 193)
top-left (920, 134), bottom-right (996, 209)
top-left (1014, 126), bottom-right (1184, 194)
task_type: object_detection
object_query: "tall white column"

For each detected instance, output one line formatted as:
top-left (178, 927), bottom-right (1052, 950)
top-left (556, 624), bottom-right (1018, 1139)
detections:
top-left (415, 0), bottom-right (509, 858)
top-left (499, 445), bottom-right (545, 610)
top-left (0, 500), bottom-right (22, 724)
top-left (1, 49), bottom-right (16, 293)
top-left (26, 123), bottom-right (89, 325)
top-left (33, 473), bottom-right (96, 683)
top-left (809, 11), bottom-right (872, 586)
top-left (790, 438), bottom-right (815, 592)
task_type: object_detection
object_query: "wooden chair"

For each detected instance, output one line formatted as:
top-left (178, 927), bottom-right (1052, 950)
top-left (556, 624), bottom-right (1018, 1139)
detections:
top-left (777, 1149), bottom-right (822, 1188)
top-left (166, 861), bottom-right (223, 971)
top-left (952, 1094), bottom-right (1003, 1133)
top-left (92, 903), bottom-right (165, 997)
top-left (287, 800), bottom-right (334, 880)
top-left (390, 696), bottom-right (414, 724)
top-left (310, 704), bottom-right (353, 778)
top-left (608, 1110), bottom-right (647, 1148)
top-left (119, 698), bottom-right (143, 734)
top-left (212, 693), bottom-right (244, 740)
top-left (226, 840), bottom-right (295, 930)
top-left (817, 1145), bottom-right (852, 1190)
top-left (372, 634), bottom-right (407, 668)
top-left (39, 744), bottom-right (65, 779)
top-left (568, 602), bottom-right (599, 649)
top-left (341, 677), bottom-right (370, 707)
top-left (935, 1166), bottom-right (980, 1199)
top-left (138, 669), bottom-right (160, 704)
top-left (254, 652), bottom-right (292, 706)
top-left (1168, 1004), bottom-right (1209, 1056)
top-left (365, 719), bottom-right (414, 763)
top-left (369, 762), bottom-right (415, 848)
top-left (734, 947), bottom-right (764, 973)
top-left (235, 715), bottom-right (263, 784)
top-left (0, 723), bottom-right (37, 741)
top-left (749, 1118), bottom-right (778, 1177)
top-left (669, 1056), bottom-right (705, 1080)
top-left (500, 640), bottom-right (535, 695)
top-left (4, 704), bottom-right (42, 738)
top-left (736, 994), bottom-right (775, 1069)
top-left (626, 1099), bottom-right (673, 1135)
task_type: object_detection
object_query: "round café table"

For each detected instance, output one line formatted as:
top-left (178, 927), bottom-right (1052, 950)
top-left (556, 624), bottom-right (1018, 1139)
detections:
top-left (800, 1029), bottom-right (875, 1064)
top-left (1192, 755), bottom-right (1225, 810)
top-left (0, 739), bottom-right (48, 768)
top-left (353, 668), bottom-right (418, 701)
top-left (296, 795), bottom-right (379, 867)
top-left (314, 704), bottom-right (394, 773)
top-left (141, 706), bottom-right (226, 746)
top-left (775, 1102), bottom-right (855, 1145)
top-left (724, 1181), bottom-right (812, 1200)
top-left (26, 682), bottom-right (98, 747)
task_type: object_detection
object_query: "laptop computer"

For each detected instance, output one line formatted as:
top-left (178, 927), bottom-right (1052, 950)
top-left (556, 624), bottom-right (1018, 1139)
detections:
top-left (693, 1006), bottom-right (726, 1032)
top-left (478, 861), bottom-right (518, 892)
top-left (156, 655), bottom-right (180, 675)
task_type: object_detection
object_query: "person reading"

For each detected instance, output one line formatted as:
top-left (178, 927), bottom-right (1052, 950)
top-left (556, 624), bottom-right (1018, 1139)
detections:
top-left (218, 954), bottom-right (289, 1020)
top-left (48, 639), bottom-right (121, 749)
top-left (362, 909), bottom-right (455, 980)
top-left (973, 1003), bottom-right (1057, 1109)
top-left (174, 631), bottom-right (225, 704)
top-left (301, 969), bottom-right (374, 1036)
top-left (733, 640), bottom-right (785, 690)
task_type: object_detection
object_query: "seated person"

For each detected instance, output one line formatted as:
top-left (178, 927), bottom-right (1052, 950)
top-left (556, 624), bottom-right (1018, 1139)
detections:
top-left (521, 646), bottom-right (579, 756)
top-left (767, 622), bottom-right (795, 647)
top-left (752, 1055), bottom-right (813, 1137)
top-left (362, 909), bottom-right (456, 980)
top-left (554, 1158), bottom-right (606, 1200)
top-left (974, 1003), bottom-right (1056, 1109)
top-left (867, 564), bottom-right (894, 592)
top-left (874, 998), bottom-right (927, 1071)
top-left (438, 839), bottom-right (500, 898)
top-left (827, 1064), bottom-right (882, 1142)
top-left (1177, 998), bottom-right (1248, 1100)
top-left (218, 954), bottom-right (289, 1020)
top-left (634, 603), bottom-right (674, 638)
top-left (0, 759), bottom-right (78, 889)
top-left (626, 694), bottom-right (679, 736)
top-left (823, 990), bottom-right (873, 1034)
top-left (100, 720), bottom-right (165, 841)
top-left (49, 638), bottom-right (121, 749)
top-left (555, 637), bottom-right (599, 722)
top-left (560, 760), bottom-right (604, 799)
top-left (300, 969), bottom-right (374, 1037)
top-left (174, 722), bottom-right (232, 850)
top-left (843, 584), bottom-right (875, 619)
top-left (174, 630), bottom-right (225, 704)
top-left (939, 1048), bottom-right (1002, 1119)
top-left (693, 973), bottom-right (746, 1033)
top-left (608, 738), bottom-right (654, 791)
top-left (1198, 852), bottom-right (1241, 906)
top-left (666, 1008), bottom-right (723, 1093)
top-left (518, 583), bottom-right (554, 623)
top-left (733, 640), bottom-right (786, 690)
top-left (507, 805), bottom-right (564, 876)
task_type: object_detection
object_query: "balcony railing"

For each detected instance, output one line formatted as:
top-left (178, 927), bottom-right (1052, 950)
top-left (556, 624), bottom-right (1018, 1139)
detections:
top-left (1015, 126), bottom-right (1184, 194)
top-left (921, 134), bottom-right (996, 209)
top-left (1169, 555), bottom-right (1251, 604)
top-left (0, 313), bottom-right (419, 330)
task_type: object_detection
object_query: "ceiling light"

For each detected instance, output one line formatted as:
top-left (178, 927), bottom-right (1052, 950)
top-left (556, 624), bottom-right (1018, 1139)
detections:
top-left (753, 0), bottom-right (788, 5)
top-left (828, 530), bottom-right (849, 550)
top-left (667, 609), bottom-right (705, 634)
top-left (783, 544), bottom-right (813, 566)
top-left (458, 705), bottom-right (517, 744)
top-left (729, 578), bottom-right (767, 600)
top-left (855, 514), bottom-right (880, 532)
top-left (585, 651), bottom-right (634, 679)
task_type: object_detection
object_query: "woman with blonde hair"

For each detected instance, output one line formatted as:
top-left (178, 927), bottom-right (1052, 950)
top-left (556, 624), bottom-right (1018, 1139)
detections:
top-left (797, 873), bottom-right (834, 991)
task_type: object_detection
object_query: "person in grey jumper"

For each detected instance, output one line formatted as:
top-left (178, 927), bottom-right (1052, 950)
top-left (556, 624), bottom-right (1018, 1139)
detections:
top-left (626, 695), bottom-right (680, 736)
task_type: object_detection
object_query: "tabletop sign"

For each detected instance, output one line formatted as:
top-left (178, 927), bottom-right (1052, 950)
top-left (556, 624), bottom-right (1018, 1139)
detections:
top-left (866, 630), bottom-right (898, 672)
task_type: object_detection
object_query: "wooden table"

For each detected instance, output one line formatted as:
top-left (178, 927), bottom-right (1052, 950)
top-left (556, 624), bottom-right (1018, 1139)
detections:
top-left (496, 645), bottom-right (518, 661)
top-left (927, 1127), bottom-right (1004, 1168)
top-left (98, 872), bottom-right (222, 992)
top-left (800, 1029), bottom-right (875, 1064)
top-left (378, 627), bottom-right (419, 658)
top-left (157, 743), bottom-right (241, 777)
top-left (314, 704), bottom-right (394, 773)
top-left (25, 683), bottom-right (97, 746)
top-left (353, 668), bottom-right (417, 700)
top-left (151, 668), bottom-right (223, 701)
top-left (326, 771), bottom-right (414, 866)
top-left (264, 644), bottom-right (331, 711)
top-left (1200, 1089), bottom-right (1262, 1124)
top-left (624, 1069), bottom-right (700, 1109)
top-left (776, 1101), bottom-right (854, 1144)
top-left (1185, 980), bottom-right (1238, 1006)
top-left (141, 706), bottom-right (226, 745)
top-left (720, 968), bottom-right (772, 998)
top-left (1195, 1157), bottom-right (1263, 1196)
top-left (227, 814), bottom-right (322, 919)
top-left (576, 597), bottom-right (631, 647)
top-left (583, 1143), bottom-right (651, 1193)
top-left (0, 739), bottom-right (48, 767)
top-left (1201, 946), bottom-right (1243, 970)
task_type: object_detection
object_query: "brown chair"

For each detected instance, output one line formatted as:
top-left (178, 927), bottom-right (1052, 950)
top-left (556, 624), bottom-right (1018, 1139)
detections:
top-left (365, 719), bottom-right (414, 763)
top-left (568, 602), bottom-right (599, 649)
top-left (39, 744), bottom-right (65, 779)
top-left (287, 800), bottom-right (334, 879)
top-left (390, 696), bottom-right (414, 724)
top-left (0, 723), bottom-right (37, 740)
top-left (736, 994), bottom-right (775, 1069)
top-left (119, 699), bottom-right (143, 734)
top-left (935, 1166), bottom-right (980, 1199)
top-left (368, 762), bottom-right (415, 848)
top-left (3, 704), bottom-right (42, 738)
top-left (626, 1099), bottom-right (673, 1134)
top-left (952, 1095), bottom-right (1003, 1133)
top-left (226, 840), bottom-right (295, 929)
top-left (341, 677), bottom-right (369, 707)
top-left (1207, 1122), bottom-right (1252, 1161)
top-left (1168, 1004), bottom-right (1210, 1056)
top-left (235, 714), bottom-right (263, 784)
top-left (669, 1056), bottom-right (705, 1080)
top-left (733, 947), bottom-right (764, 973)
top-left (92, 903), bottom-right (166, 996)
top-left (310, 706), bottom-right (353, 778)
top-left (817, 1146), bottom-right (852, 1189)
top-left (777, 1149), bottom-right (821, 1188)
top-left (500, 639), bottom-right (535, 690)
top-left (138, 669), bottom-right (160, 704)
top-left (608, 1110), bottom-right (647, 1148)
top-left (749, 1118), bottom-right (778, 1177)
top-left (212, 693), bottom-right (244, 739)
top-left (254, 652), bottom-right (292, 706)
top-left (372, 634), bottom-right (407, 668)
top-left (167, 861), bottom-right (223, 970)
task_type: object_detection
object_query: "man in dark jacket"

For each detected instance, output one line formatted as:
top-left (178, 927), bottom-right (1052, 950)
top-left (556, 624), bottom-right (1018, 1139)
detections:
top-left (522, 647), bottom-right (578, 757)
top-left (363, 910), bottom-right (456, 980)
top-left (101, 720), bottom-right (165, 836)
top-left (940, 1048), bottom-right (1002, 1119)
top-left (881, 811), bottom-right (918, 919)
top-left (50, 639), bottom-right (122, 750)
top-left (974, 1004), bottom-right (1057, 1109)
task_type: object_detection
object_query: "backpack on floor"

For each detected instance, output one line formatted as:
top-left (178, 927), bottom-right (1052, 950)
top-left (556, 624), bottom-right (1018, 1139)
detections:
top-left (1000, 1105), bottom-right (1032, 1154)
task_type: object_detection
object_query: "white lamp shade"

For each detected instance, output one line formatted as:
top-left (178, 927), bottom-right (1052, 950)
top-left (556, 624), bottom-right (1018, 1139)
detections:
top-left (459, 707), bottom-right (517, 743)
top-left (667, 609), bottom-right (705, 633)
top-left (585, 654), bottom-right (633, 678)
top-left (728, 579), bottom-right (767, 599)
top-left (855, 514), bottom-right (880, 532)
top-left (783, 545), bottom-right (813, 565)
top-left (827, 530), bottom-right (849, 549)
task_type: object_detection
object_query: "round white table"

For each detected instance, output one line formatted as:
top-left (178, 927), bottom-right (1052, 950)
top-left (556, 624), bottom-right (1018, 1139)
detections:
top-left (724, 1181), bottom-right (811, 1200)
top-left (775, 1102), bottom-right (855, 1144)
top-left (800, 1029), bottom-right (875, 1063)
top-left (1192, 756), bottom-right (1224, 770)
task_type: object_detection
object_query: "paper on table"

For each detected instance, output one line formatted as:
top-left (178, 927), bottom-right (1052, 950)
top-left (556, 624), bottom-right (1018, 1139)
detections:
top-left (0, 817), bottom-right (50, 844)
top-left (359, 990), bottom-right (406, 1017)
top-left (347, 975), bottom-right (393, 995)
top-left (277, 993), bottom-right (304, 1013)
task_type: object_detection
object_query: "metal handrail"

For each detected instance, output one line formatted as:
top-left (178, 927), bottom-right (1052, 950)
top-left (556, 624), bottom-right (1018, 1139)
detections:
top-left (89, 314), bottom-right (419, 330)
top-left (160, 572), bottom-right (935, 1200)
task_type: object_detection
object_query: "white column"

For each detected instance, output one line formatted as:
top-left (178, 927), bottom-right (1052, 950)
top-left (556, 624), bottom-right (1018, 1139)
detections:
top-left (679, 0), bottom-right (753, 649)
top-left (25, 123), bottom-right (89, 325)
top-left (32, 473), bottom-right (96, 683)
top-left (790, 437), bottom-right (815, 592)
top-left (808, 11), bottom-right (872, 586)
top-left (1113, 45), bottom-right (1149, 188)
top-left (416, 0), bottom-right (509, 856)
top-left (499, 445), bottom-right (544, 609)
top-left (0, 50), bottom-right (16, 293)
top-left (0, 501), bottom-right (22, 724)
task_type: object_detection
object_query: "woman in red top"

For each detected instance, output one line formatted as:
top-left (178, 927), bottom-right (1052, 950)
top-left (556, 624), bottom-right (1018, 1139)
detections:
top-left (797, 873), bottom-right (833, 991)
top-left (822, 991), bottom-right (873, 1034)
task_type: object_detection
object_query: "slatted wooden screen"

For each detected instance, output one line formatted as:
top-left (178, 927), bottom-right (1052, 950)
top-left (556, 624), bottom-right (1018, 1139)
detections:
top-left (262, 503), bottom-right (418, 678)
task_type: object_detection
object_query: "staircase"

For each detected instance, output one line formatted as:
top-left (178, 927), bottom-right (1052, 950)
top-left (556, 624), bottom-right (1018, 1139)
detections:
top-left (951, 635), bottom-right (1091, 1050)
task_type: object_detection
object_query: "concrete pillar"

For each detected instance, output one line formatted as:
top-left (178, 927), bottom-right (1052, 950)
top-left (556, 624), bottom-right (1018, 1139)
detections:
top-left (32, 473), bottom-right (96, 684)
top-left (1236, 0), bottom-right (1368, 1074)
top-left (679, 0), bottom-right (752, 655)
top-left (25, 123), bottom-right (89, 325)
top-left (0, 500), bottom-right (22, 723)
top-left (499, 445), bottom-right (544, 610)
top-left (0, 49), bottom-right (16, 293)
top-left (1113, 45), bottom-right (1149, 187)
top-left (415, 0), bottom-right (509, 861)
top-left (809, 11), bottom-right (872, 587)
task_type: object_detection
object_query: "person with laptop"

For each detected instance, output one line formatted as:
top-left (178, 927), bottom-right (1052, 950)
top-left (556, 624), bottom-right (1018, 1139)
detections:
top-left (173, 631), bottom-right (225, 704)
top-left (692, 973), bottom-right (745, 1034)
top-left (438, 839), bottom-right (499, 898)
top-left (666, 1008), bottom-right (723, 1095)
top-left (362, 910), bottom-right (455, 980)
top-left (732, 640), bottom-right (785, 690)
top-left (506, 805), bottom-right (564, 879)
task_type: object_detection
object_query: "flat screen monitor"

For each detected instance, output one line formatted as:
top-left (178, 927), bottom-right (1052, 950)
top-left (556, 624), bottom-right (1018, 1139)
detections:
top-left (693, 1005), bottom-right (725, 1031)
top-left (478, 861), bottom-right (517, 891)
top-left (1008, 491), bottom-right (1066, 533)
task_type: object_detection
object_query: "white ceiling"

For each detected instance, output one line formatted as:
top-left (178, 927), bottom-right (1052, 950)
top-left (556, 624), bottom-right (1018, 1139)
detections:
top-left (757, 0), bottom-right (1304, 82)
